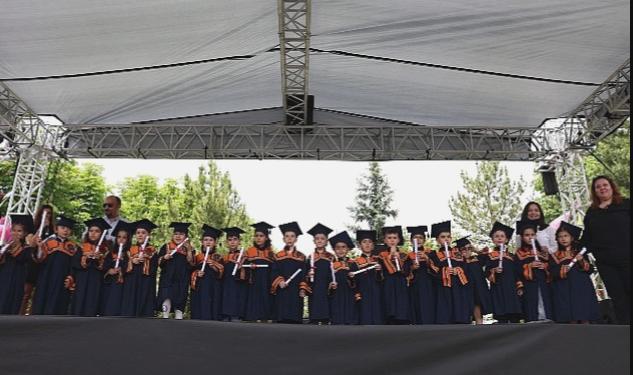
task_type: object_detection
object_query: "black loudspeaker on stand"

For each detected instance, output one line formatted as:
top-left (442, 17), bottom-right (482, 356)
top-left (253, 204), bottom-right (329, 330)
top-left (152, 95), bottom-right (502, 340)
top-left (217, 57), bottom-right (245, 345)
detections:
top-left (541, 171), bottom-right (559, 195)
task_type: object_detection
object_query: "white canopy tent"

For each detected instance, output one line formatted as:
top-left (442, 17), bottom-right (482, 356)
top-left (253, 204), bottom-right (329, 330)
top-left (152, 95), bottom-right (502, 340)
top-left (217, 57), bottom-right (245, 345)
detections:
top-left (0, 0), bottom-right (629, 216)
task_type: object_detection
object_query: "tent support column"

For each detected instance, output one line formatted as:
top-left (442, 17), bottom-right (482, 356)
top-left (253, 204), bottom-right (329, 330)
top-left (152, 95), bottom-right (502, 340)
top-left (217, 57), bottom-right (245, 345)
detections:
top-left (278, 0), bottom-right (311, 125)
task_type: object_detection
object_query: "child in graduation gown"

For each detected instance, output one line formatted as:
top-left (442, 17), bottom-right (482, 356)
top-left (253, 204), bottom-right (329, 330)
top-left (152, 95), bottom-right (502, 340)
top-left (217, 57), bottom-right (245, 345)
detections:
top-left (0, 215), bottom-right (36, 314)
top-left (243, 222), bottom-right (275, 322)
top-left (32, 215), bottom-right (79, 315)
top-left (157, 222), bottom-right (195, 320)
top-left (329, 231), bottom-right (359, 325)
top-left (458, 237), bottom-right (492, 324)
top-left (21, 205), bottom-right (54, 315)
top-left (350, 230), bottom-right (384, 325)
top-left (100, 221), bottom-right (131, 316)
top-left (427, 221), bottom-right (470, 324)
top-left (271, 222), bottom-right (310, 323)
top-left (485, 221), bottom-right (523, 323)
top-left (515, 220), bottom-right (554, 322)
top-left (549, 222), bottom-right (600, 323)
top-left (306, 223), bottom-right (335, 324)
top-left (190, 225), bottom-right (224, 320)
top-left (71, 218), bottom-right (110, 316)
top-left (221, 227), bottom-right (247, 321)
top-left (121, 219), bottom-right (159, 317)
top-left (406, 226), bottom-right (436, 325)
top-left (377, 226), bottom-right (411, 324)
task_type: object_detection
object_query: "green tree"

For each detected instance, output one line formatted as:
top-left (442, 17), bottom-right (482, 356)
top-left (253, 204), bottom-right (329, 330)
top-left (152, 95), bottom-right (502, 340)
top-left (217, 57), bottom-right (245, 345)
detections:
top-left (0, 160), bottom-right (17, 215)
top-left (42, 161), bottom-right (109, 236)
top-left (449, 161), bottom-right (525, 245)
top-left (119, 161), bottom-right (251, 251)
top-left (347, 162), bottom-right (397, 240)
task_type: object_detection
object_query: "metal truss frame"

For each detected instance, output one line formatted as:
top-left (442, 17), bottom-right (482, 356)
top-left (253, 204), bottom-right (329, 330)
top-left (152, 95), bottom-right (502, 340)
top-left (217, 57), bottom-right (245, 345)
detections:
top-left (277, 0), bottom-right (311, 125)
top-left (0, 82), bottom-right (65, 216)
top-left (61, 123), bottom-right (546, 161)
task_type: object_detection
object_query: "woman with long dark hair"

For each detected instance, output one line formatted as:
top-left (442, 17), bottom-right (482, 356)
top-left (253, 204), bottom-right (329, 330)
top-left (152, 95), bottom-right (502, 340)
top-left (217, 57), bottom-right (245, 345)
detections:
top-left (518, 201), bottom-right (557, 254)
top-left (582, 175), bottom-right (630, 324)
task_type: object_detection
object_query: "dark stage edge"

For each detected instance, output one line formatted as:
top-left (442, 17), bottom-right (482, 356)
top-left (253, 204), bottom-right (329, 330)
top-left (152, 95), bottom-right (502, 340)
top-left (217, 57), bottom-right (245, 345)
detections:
top-left (0, 316), bottom-right (629, 375)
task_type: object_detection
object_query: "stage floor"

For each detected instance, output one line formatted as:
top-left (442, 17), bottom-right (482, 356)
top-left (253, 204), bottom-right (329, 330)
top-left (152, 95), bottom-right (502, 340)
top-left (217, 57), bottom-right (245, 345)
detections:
top-left (0, 316), bottom-right (629, 375)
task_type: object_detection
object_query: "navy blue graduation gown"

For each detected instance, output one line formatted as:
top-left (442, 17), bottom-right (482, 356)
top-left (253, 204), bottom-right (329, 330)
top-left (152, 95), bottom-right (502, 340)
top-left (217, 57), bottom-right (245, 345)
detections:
top-left (156, 242), bottom-right (194, 312)
top-left (428, 248), bottom-right (471, 324)
top-left (378, 250), bottom-right (411, 323)
top-left (329, 258), bottom-right (358, 325)
top-left (0, 243), bottom-right (33, 314)
top-left (463, 255), bottom-right (493, 315)
top-left (307, 251), bottom-right (333, 322)
top-left (32, 237), bottom-right (78, 315)
top-left (243, 246), bottom-right (275, 321)
top-left (406, 250), bottom-right (436, 324)
top-left (549, 249), bottom-right (600, 322)
top-left (484, 249), bottom-right (523, 317)
top-left (70, 242), bottom-right (107, 316)
top-left (190, 251), bottom-right (224, 320)
top-left (100, 248), bottom-right (127, 316)
top-left (271, 250), bottom-right (309, 323)
top-left (221, 250), bottom-right (247, 319)
top-left (515, 248), bottom-right (554, 321)
top-left (350, 253), bottom-right (384, 325)
top-left (121, 244), bottom-right (159, 317)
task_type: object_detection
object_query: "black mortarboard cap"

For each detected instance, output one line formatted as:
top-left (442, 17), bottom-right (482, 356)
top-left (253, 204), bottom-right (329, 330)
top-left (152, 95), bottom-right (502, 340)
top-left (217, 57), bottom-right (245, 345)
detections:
top-left (133, 219), bottom-right (157, 232)
top-left (10, 214), bottom-right (35, 234)
top-left (279, 221), bottom-right (303, 236)
top-left (251, 221), bottom-right (274, 234)
top-left (381, 225), bottom-right (404, 245)
top-left (112, 220), bottom-right (134, 235)
top-left (169, 222), bottom-right (191, 234)
top-left (406, 225), bottom-right (428, 238)
top-left (455, 236), bottom-right (472, 249)
top-left (489, 221), bottom-right (514, 239)
top-left (223, 227), bottom-right (245, 238)
top-left (356, 230), bottom-right (377, 242)
top-left (307, 223), bottom-right (333, 237)
top-left (55, 215), bottom-right (77, 229)
top-left (431, 221), bottom-right (451, 238)
top-left (557, 221), bottom-right (583, 240)
top-left (516, 220), bottom-right (538, 235)
top-left (84, 218), bottom-right (111, 231)
top-left (201, 224), bottom-right (222, 239)
top-left (329, 231), bottom-right (355, 249)
top-left (375, 243), bottom-right (388, 252)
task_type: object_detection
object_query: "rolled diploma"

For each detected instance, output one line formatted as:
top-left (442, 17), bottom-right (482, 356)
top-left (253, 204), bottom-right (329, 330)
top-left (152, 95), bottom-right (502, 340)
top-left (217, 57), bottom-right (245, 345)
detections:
top-left (498, 244), bottom-right (505, 270)
top-left (285, 269), bottom-right (302, 285)
top-left (200, 246), bottom-right (211, 272)
top-left (232, 247), bottom-right (245, 276)
top-left (444, 242), bottom-right (452, 268)
top-left (567, 247), bottom-right (587, 269)
top-left (531, 238), bottom-right (538, 261)
top-left (413, 238), bottom-right (419, 264)
top-left (170, 237), bottom-right (189, 256)
top-left (38, 211), bottom-right (48, 237)
top-left (350, 264), bottom-right (378, 276)
top-left (114, 243), bottom-right (123, 269)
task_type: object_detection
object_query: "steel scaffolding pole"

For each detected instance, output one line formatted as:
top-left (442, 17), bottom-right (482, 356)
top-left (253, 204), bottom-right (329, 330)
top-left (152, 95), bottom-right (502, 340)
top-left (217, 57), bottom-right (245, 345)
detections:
top-left (278, 0), bottom-right (311, 125)
top-left (535, 59), bottom-right (630, 222)
top-left (0, 83), bottom-right (64, 216)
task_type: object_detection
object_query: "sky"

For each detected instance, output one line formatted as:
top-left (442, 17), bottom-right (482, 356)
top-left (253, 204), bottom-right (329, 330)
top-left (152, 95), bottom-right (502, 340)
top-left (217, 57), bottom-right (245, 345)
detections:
top-left (77, 158), bottom-right (537, 250)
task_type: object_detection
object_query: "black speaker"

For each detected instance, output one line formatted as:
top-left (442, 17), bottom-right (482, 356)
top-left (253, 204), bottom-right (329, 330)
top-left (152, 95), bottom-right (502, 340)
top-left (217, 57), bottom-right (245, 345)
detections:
top-left (541, 171), bottom-right (559, 195)
top-left (285, 95), bottom-right (314, 125)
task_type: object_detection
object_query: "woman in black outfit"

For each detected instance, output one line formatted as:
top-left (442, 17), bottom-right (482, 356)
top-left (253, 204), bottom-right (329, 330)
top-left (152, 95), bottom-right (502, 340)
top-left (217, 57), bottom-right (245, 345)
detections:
top-left (582, 176), bottom-right (630, 324)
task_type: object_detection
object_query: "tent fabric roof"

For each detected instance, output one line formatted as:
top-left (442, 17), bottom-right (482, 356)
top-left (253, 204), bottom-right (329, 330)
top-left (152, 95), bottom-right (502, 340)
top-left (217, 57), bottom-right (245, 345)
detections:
top-left (0, 0), bottom-right (629, 127)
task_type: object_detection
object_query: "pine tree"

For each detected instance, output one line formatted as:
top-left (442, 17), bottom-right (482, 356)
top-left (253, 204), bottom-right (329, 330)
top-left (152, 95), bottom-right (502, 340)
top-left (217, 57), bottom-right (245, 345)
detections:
top-left (449, 161), bottom-right (524, 244)
top-left (347, 162), bottom-right (397, 240)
